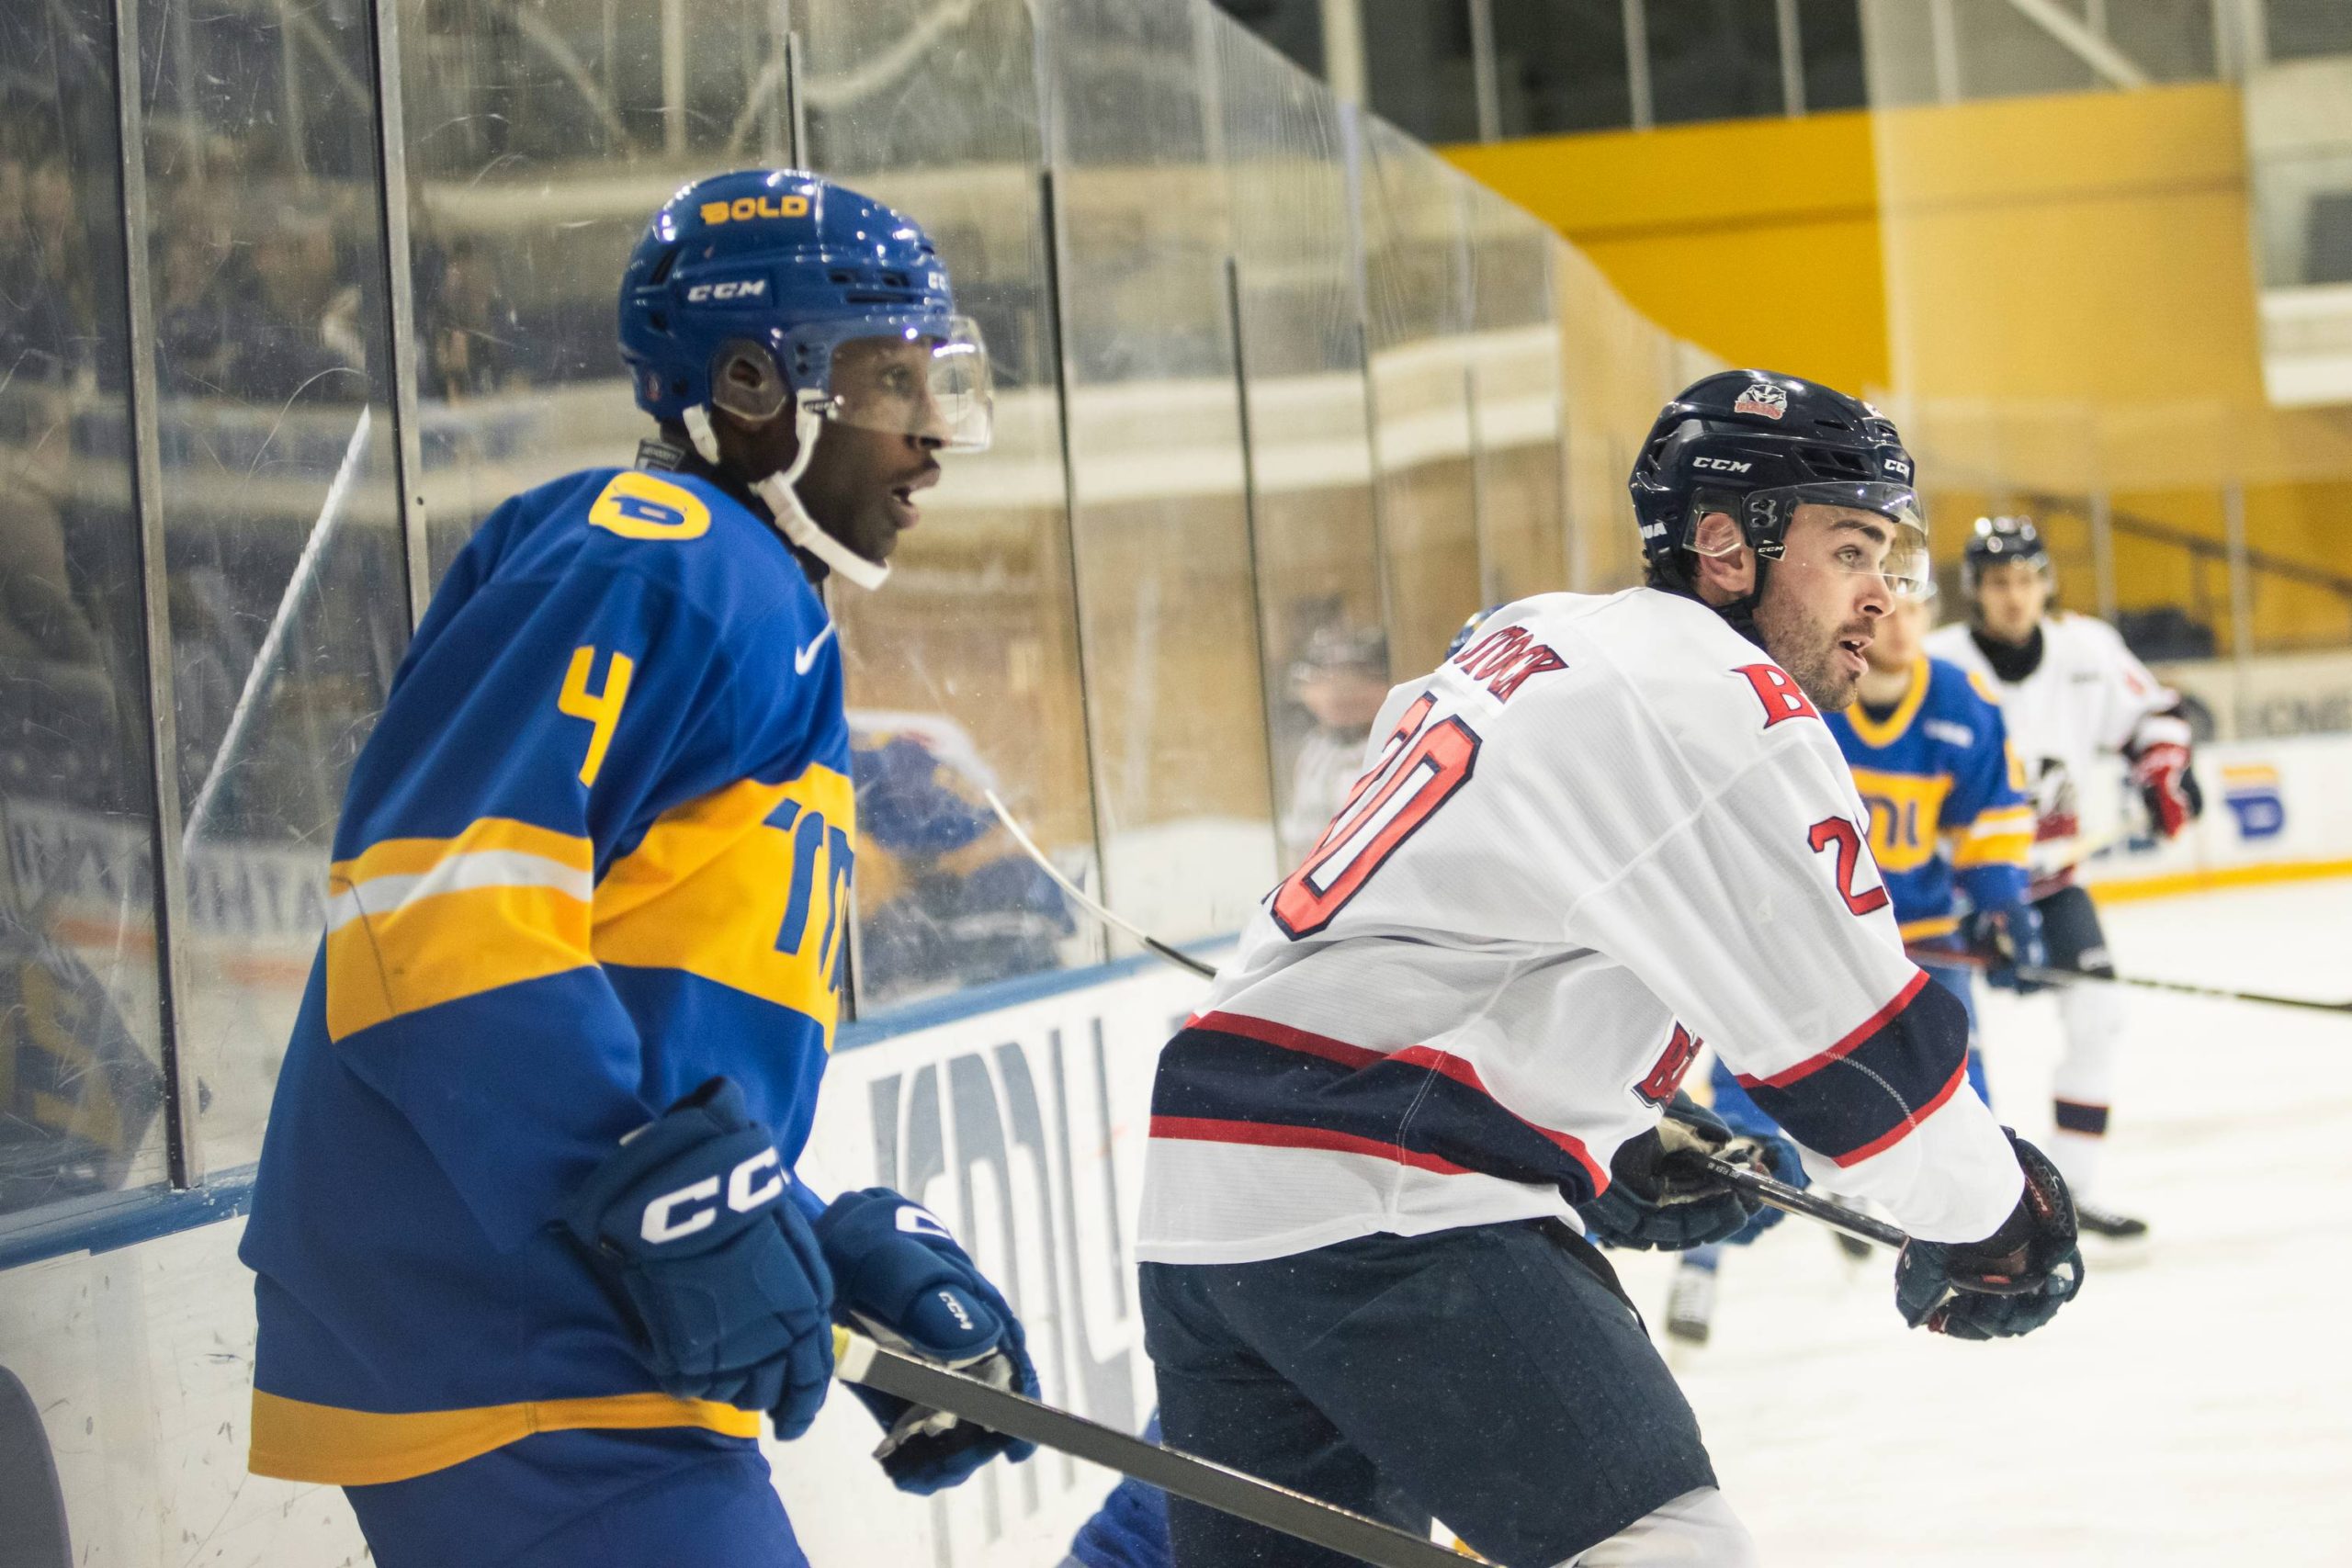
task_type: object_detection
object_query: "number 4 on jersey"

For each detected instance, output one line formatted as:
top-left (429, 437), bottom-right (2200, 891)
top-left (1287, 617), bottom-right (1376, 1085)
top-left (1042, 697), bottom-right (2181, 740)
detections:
top-left (1272, 694), bottom-right (1481, 940)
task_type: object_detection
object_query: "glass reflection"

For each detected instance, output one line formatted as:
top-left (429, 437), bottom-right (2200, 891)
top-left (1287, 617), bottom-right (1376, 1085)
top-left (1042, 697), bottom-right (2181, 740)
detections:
top-left (1216, 20), bottom-right (1387, 871)
top-left (137, 0), bottom-right (406, 1168)
top-left (804, 0), bottom-right (1102, 1010)
top-left (0, 0), bottom-right (171, 1219)
top-left (1467, 190), bottom-right (1566, 607)
top-left (1048, 0), bottom-right (1279, 943)
top-left (1362, 118), bottom-right (1481, 679)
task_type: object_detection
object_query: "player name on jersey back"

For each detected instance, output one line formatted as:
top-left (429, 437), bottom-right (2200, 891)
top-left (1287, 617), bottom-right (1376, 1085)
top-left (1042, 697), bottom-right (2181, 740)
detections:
top-left (1138, 588), bottom-right (2025, 1268)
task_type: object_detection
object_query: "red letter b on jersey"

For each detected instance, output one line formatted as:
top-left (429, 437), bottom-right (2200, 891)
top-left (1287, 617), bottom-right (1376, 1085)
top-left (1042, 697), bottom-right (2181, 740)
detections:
top-left (1735, 663), bottom-right (1819, 728)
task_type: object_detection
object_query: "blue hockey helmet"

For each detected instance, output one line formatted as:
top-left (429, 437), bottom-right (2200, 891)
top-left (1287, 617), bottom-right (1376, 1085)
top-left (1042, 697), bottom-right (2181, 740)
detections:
top-left (1628, 370), bottom-right (1928, 600)
top-left (1962, 514), bottom-right (2052, 594)
top-left (616, 168), bottom-right (990, 452)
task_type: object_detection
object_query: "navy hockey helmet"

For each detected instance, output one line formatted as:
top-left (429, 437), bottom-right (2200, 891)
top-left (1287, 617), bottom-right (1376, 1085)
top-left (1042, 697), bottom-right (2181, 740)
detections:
top-left (1628, 370), bottom-right (1929, 599)
top-left (618, 168), bottom-right (988, 446)
top-left (1961, 515), bottom-right (2052, 594)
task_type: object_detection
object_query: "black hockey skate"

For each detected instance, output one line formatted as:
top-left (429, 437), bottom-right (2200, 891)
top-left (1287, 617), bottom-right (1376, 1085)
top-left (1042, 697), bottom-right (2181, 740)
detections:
top-left (2072, 1201), bottom-right (2149, 1240)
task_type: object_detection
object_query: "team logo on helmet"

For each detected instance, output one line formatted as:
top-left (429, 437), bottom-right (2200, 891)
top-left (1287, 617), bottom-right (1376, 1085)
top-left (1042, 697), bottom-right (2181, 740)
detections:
top-left (1734, 382), bottom-right (1788, 421)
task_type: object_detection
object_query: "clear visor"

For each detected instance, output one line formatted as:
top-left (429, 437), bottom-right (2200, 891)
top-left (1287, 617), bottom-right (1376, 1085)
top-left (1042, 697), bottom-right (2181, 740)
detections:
top-left (1692, 481), bottom-right (1932, 600)
top-left (818, 317), bottom-right (993, 453)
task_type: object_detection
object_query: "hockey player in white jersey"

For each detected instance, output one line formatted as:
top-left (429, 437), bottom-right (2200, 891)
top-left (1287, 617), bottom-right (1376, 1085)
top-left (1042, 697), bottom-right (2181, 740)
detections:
top-left (1136, 372), bottom-right (2083, 1567)
top-left (1928, 515), bottom-right (2200, 1239)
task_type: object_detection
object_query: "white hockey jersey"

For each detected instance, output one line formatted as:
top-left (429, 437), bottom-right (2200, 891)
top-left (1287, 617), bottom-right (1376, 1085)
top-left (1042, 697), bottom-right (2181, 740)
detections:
top-left (1926, 612), bottom-right (2188, 888)
top-left (1138, 588), bottom-right (2025, 1268)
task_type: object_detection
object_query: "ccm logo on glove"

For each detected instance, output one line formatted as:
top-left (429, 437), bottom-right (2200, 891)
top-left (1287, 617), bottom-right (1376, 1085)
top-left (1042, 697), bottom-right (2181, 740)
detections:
top-left (640, 1145), bottom-right (786, 1244)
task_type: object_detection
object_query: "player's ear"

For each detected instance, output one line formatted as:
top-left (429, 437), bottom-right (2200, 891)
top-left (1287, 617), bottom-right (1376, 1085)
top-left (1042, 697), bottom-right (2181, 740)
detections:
top-left (1687, 511), bottom-right (1756, 603)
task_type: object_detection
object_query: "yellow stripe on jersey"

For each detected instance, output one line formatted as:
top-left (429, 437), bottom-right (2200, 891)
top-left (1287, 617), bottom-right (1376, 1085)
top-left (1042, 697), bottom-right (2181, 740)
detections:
top-left (324, 819), bottom-right (598, 1042)
top-left (1952, 804), bottom-right (2034, 869)
top-left (249, 1389), bottom-right (761, 1486)
top-left (594, 763), bottom-right (857, 1037)
top-left (1899, 914), bottom-right (1962, 940)
top-left (1847, 767), bottom-right (1953, 875)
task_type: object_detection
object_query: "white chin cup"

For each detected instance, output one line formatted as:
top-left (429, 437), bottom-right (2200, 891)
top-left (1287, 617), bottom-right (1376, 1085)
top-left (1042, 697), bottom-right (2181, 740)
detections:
top-left (686, 399), bottom-right (892, 592)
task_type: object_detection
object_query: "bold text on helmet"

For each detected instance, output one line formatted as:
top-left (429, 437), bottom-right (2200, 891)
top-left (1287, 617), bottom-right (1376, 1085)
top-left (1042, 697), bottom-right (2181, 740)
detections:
top-left (1693, 457), bottom-right (1752, 473)
top-left (700, 194), bottom-right (812, 226)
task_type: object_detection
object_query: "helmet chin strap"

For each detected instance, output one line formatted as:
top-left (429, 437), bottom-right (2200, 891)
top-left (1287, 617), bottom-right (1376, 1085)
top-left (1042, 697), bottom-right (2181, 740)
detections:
top-left (683, 398), bottom-right (891, 592)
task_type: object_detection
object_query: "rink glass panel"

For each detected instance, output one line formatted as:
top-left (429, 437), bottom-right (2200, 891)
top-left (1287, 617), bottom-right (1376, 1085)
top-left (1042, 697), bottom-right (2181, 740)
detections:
top-left (0, 0), bottom-right (174, 1224)
top-left (800, 0), bottom-right (1106, 1011)
top-left (1361, 117), bottom-right (1483, 680)
top-left (1465, 188), bottom-right (1568, 610)
top-left (1044, 0), bottom-right (1281, 946)
top-left (1213, 18), bottom-right (1387, 873)
top-left (129, 0), bottom-right (408, 1171)
top-left (395, 0), bottom-right (802, 586)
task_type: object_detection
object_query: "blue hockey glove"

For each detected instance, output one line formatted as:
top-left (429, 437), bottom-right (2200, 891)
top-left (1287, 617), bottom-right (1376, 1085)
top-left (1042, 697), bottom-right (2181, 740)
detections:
top-left (564, 1077), bottom-right (835, 1439)
top-left (1962, 901), bottom-right (2048, 995)
top-left (1583, 1093), bottom-right (1785, 1252)
top-left (813, 1189), bottom-right (1040, 1495)
top-left (1717, 1121), bottom-right (1809, 1247)
top-left (1895, 1130), bottom-right (2084, 1340)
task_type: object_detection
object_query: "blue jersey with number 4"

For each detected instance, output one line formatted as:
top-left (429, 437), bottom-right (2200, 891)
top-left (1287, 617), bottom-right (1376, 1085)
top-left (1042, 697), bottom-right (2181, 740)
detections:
top-left (239, 465), bottom-right (851, 1488)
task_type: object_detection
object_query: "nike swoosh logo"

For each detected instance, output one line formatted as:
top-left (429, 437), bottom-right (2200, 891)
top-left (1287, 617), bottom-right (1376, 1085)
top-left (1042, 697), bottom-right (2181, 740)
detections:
top-left (794, 622), bottom-right (837, 675)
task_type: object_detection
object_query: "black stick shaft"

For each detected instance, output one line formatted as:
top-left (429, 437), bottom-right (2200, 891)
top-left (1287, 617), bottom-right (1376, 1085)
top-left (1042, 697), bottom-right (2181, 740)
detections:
top-left (2015, 963), bottom-right (2352, 1015)
top-left (832, 1332), bottom-right (1464, 1568)
top-left (1911, 945), bottom-right (2351, 1015)
top-left (1697, 1154), bottom-right (1910, 1249)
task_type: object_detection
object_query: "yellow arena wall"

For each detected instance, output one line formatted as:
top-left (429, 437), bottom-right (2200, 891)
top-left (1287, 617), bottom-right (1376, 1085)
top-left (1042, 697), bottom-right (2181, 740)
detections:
top-left (1448, 82), bottom-right (2352, 651)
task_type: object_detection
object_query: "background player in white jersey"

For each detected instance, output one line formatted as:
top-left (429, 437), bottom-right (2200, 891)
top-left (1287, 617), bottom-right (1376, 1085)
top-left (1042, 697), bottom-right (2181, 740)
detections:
top-left (1136, 372), bottom-right (2084, 1567)
top-left (1928, 515), bottom-right (2201, 1239)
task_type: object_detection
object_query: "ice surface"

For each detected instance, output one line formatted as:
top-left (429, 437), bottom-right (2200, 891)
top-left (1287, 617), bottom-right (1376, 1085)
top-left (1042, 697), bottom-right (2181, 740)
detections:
top-left (1611, 879), bottom-right (2352, 1565)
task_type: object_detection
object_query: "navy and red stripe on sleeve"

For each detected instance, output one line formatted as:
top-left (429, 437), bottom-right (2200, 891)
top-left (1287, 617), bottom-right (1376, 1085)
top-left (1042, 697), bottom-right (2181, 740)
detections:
top-left (1732, 969), bottom-right (1974, 1168)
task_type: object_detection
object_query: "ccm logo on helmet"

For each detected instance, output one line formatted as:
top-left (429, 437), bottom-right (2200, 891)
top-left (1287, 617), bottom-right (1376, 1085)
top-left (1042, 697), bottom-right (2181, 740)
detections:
top-left (700, 194), bottom-right (811, 225)
top-left (1692, 457), bottom-right (1752, 473)
top-left (639, 1146), bottom-right (786, 1245)
top-left (685, 277), bottom-right (770, 303)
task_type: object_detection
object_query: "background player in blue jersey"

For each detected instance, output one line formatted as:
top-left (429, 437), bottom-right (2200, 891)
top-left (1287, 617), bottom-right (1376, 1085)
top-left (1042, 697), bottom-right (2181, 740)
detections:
top-left (849, 711), bottom-right (1075, 1005)
top-left (1667, 586), bottom-right (2043, 1346)
top-left (236, 171), bottom-right (1038, 1568)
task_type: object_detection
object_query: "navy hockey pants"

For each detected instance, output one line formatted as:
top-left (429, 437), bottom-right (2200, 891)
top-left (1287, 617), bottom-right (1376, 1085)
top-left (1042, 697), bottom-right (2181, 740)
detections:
top-left (344, 1427), bottom-right (807, 1568)
top-left (1141, 1219), bottom-right (1715, 1567)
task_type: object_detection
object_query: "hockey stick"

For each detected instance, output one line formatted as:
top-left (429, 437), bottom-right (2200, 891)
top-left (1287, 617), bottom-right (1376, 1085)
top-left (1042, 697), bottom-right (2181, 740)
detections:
top-left (1911, 946), bottom-right (2352, 1016)
top-left (981, 789), bottom-right (1219, 980)
top-left (1693, 1153), bottom-right (1908, 1250)
top-left (831, 1328), bottom-right (1464, 1568)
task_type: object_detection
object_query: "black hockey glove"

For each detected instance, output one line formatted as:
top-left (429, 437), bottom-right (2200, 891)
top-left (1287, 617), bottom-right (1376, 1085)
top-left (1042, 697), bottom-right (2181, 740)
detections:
top-left (1894, 1130), bottom-right (2084, 1340)
top-left (1582, 1093), bottom-right (1794, 1252)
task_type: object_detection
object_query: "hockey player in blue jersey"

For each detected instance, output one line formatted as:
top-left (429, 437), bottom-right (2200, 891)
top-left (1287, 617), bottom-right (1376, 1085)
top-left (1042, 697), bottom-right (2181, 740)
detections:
top-left (1666, 586), bottom-right (2044, 1346)
top-left (236, 171), bottom-right (1038, 1568)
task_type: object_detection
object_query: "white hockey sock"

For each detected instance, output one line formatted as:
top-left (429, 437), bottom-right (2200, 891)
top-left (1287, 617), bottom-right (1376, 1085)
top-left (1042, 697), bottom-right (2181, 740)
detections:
top-left (1565, 1486), bottom-right (1759, 1567)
